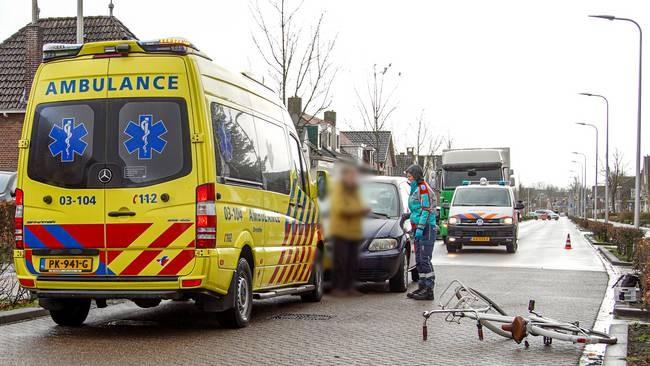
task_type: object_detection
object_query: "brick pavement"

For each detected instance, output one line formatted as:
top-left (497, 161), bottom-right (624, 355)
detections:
top-left (0, 265), bottom-right (607, 366)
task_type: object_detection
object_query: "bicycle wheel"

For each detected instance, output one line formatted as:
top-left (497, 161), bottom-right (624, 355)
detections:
top-left (469, 288), bottom-right (508, 316)
top-left (530, 323), bottom-right (617, 345)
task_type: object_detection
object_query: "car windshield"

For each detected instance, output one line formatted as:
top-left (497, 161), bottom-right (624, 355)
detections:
top-left (360, 182), bottom-right (400, 218)
top-left (443, 167), bottom-right (502, 188)
top-left (452, 187), bottom-right (511, 207)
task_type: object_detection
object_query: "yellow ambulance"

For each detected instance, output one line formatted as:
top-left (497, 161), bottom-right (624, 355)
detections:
top-left (13, 39), bottom-right (323, 328)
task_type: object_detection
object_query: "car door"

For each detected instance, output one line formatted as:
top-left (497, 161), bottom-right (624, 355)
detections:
top-left (102, 57), bottom-right (197, 277)
top-left (22, 59), bottom-right (109, 277)
top-left (398, 181), bottom-right (415, 267)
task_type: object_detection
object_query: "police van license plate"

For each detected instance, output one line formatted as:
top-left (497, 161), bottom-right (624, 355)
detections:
top-left (471, 237), bottom-right (490, 242)
top-left (42, 258), bottom-right (93, 272)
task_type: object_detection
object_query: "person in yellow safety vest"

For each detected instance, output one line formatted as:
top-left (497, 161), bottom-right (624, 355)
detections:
top-left (405, 164), bottom-right (436, 300)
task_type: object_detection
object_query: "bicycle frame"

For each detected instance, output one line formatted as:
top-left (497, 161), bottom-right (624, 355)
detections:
top-left (422, 280), bottom-right (617, 345)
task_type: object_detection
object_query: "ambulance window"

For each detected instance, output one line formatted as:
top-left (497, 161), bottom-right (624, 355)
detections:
top-left (114, 99), bottom-right (191, 186)
top-left (256, 120), bottom-right (292, 195)
top-left (211, 103), bottom-right (263, 184)
top-left (289, 135), bottom-right (307, 194)
top-left (27, 102), bottom-right (99, 188)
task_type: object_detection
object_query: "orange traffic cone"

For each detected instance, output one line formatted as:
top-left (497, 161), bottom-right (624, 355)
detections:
top-left (565, 234), bottom-right (572, 250)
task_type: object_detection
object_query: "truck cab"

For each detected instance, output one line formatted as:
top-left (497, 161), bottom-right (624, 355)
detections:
top-left (444, 178), bottom-right (523, 254)
top-left (438, 148), bottom-right (514, 241)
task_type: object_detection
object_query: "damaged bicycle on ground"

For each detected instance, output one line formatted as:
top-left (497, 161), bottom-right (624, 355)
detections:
top-left (421, 280), bottom-right (617, 347)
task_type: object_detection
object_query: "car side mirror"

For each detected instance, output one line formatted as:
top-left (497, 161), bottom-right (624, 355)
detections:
top-left (400, 212), bottom-right (411, 232)
top-left (442, 202), bottom-right (450, 209)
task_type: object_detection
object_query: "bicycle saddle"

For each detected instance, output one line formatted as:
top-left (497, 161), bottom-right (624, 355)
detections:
top-left (501, 316), bottom-right (527, 343)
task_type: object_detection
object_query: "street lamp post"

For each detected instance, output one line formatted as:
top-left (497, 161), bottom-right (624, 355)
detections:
top-left (590, 15), bottom-right (643, 229)
top-left (576, 123), bottom-right (599, 220)
top-left (579, 93), bottom-right (609, 223)
top-left (573, 152), bottom-right (588, 218)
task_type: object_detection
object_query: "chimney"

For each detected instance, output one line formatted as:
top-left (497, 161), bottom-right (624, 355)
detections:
top-left (287, 96), bottom-right (302, 125)
top-left (324, 110), bottom-right (336, 126)
top-left (406, 147), bottom-right (415, 156)
top-left (24, 0), bottom-right (41, 104)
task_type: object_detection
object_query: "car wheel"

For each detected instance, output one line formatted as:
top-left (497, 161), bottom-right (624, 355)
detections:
top-left (506, 239), bottom-right (518, 253)
top-left (446, 243), bottom-right (458, 253)
top-left (389, 250), bottom-right (408, 292)
top-left (217, 258), bottom-right (253, 328)
top-left (49, 299), bottom-right (91, 327)
top-left (301, 249), bottom-right (324, 302)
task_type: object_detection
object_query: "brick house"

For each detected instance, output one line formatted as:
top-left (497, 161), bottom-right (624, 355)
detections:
top-left (340, 131), bottom-right (396, 176)
top-left (0, 15), bottom-right (136, 170)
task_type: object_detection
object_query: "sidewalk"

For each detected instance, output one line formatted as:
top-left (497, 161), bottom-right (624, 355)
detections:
top-left (593, 218), bottom-right (650, 237)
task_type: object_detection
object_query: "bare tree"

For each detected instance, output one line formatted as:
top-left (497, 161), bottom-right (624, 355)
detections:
top-left (413, 110), bottom-right (443, 178)
top-left (606, 149), bottom-right (628, 212)
top-left (251, 0), bottom-right (337, 127)
top-left (356, 63), bottom-right (400, 173)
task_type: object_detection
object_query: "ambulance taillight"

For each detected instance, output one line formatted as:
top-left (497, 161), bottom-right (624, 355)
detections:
top-left (196, 184), bottom-right (216, 248)
top-left (14, 188), bottom-right (23, 249)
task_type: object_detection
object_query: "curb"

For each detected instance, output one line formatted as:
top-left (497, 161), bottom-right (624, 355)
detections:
top-left (614, 304), bottom-right (650, 318)
top-left (597, 246), bottom-right (633, 267)
top-left (0, 306), bottom-right (49, 325)
top-left (604, 323), bottom-right (628, 366)
top-left (582, 233), bottom-right (633, 267)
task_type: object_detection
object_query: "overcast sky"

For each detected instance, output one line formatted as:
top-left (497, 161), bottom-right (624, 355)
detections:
top-left (1, 0), bottom-right (648, 187)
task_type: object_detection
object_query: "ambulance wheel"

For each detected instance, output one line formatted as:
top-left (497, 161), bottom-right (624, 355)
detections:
top-left (301, 250), bottom-right (323, 302)
top-left (49, 299), bottom-right (91, 327)
top-left (218, 258), bottom-right (253, 328)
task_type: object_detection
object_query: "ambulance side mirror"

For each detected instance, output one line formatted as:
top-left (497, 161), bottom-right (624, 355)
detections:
top-left (316, 170), bottom-right (329, 201)
top-left (442, 202), bottom-right (450, 210)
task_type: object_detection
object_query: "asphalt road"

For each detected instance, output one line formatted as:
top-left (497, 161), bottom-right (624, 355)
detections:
top-left (0, 218), bottom-right (608, 366)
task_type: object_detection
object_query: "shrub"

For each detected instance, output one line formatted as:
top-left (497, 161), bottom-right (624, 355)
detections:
top-left (611, 227), bottom-right (645, 262)
top-left (0, 201), bottom-right (26, 308)
top-left (635, 238), bottom-right (650, 306)
top-left (589, 221), bottom-right (613, 242)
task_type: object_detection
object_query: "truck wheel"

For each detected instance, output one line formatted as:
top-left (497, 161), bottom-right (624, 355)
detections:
top-left (446, 244), bottom-right (458, 253)
top-left (49, 299), bottom-right (91, 327)
top-left (217, 258), bottom-right (253, 328)
top-left (389, 251), bottom-right (408, 292)
top-left (301, 250), bottom-right (323, 302)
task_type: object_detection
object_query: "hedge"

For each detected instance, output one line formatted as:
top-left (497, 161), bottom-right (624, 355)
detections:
top-left (571, 216), bottom-right (649, 305)
top-left (0, 201), bottom-right (15, 264)
top-left (635, 238), bottom-right (650, 306)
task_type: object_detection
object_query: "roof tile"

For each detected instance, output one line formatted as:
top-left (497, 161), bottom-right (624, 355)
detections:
top-left (0, 16), bottom-right (137, 111)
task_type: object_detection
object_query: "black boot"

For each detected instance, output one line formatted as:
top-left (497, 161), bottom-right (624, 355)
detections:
top-left (412, 287), bottom-right (434, 300)
top-left (407, 284), bottom-right (425, 298)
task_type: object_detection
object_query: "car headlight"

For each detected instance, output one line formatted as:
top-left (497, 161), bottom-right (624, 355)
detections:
top-left (503, 217), bottom-right (513, 225)
top-left (368, 238), bottom-right (398, 251)
top-left (448, 217), bottom-right (458, 225)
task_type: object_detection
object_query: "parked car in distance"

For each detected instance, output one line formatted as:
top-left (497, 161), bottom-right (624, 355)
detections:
top-left (545, 210), bottom-right (560, 220)
top-left (357, 176), bottom-right (417, 292)
top-left (0, 171), bottom-right (16, 202)
top-left (534, 209), bottom-right (549, 220)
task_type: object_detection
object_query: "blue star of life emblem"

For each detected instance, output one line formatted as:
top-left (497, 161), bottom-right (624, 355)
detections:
top-left (48, 117), bottom-right (88, 163)
top-left (123, 114), bottom-right (168, 160)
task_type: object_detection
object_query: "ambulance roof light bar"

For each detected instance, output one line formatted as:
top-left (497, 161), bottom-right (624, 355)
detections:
top-left (461, 178), bottom-right (508, 186)
top-left (137, 38), bottom-right (211, 60)
top-left (43, 43), bottom-right (83, 61)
